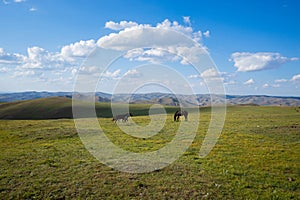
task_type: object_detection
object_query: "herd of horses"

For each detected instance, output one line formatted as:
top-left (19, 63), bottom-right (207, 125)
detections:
top-left (112, 110), bottom-right (188, 122)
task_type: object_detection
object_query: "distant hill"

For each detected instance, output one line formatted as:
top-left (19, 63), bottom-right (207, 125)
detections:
top-left (0, 91), bottom-right (72, 102)
top-left (0, 97), bottom-right (74, 119)
top-left (0, 91), bottom-right (299, 106)
top-left (0, 97), bottom-right (113, 120)
top-left (0, 97), bottom-right (180, 120)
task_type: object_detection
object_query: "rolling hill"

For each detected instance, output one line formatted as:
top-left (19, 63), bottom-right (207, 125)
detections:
top-left (0, 97), bottom-right (75, 119)
top-left (1, 91), bottom-right (300, 106)
top-left (0, 97), bottom-right (181, 120)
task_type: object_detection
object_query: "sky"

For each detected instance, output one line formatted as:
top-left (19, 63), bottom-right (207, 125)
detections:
top-left (0, 0), bottom-right (299, 96)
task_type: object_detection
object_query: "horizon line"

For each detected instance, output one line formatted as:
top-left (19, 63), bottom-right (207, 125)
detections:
top-left (1, 90), bottom-right (300, 98)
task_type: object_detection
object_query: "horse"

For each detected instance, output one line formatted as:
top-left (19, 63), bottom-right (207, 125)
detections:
top-left (174, 110), bottom-right (188, 121)
top-left (112, 113), bottom-right (133, 123)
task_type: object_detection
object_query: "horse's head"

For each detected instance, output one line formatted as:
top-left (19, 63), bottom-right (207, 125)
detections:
top-left (129, 112), bottom-right (133, 116)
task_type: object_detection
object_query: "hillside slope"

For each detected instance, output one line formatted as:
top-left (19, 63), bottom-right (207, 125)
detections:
top-left (0, 97), bottom-right (74, 119)
top-left (0, 97), bottom-right (180, 120)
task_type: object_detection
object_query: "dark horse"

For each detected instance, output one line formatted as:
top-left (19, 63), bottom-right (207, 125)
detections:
top-left (174, 110), bottom-right (188, 121)
top-left (112, 113), bottom-right (133, 123)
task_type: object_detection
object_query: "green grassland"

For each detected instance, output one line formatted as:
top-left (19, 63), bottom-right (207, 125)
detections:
top-left (0, 105), bottom-right (299, 199)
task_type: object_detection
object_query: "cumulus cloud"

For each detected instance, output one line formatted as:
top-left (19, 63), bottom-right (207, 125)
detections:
top-left (98, 18), bottom-right (210, 65)
top-left (105, 21), bottom-right (139, 30)
top-left (230, 52), bottom-right (298, 72)
top-left (61, 39), bottom-right (96, 61)
top-left (19, 46), bottom-right (66, 69)
top-left (244, 78), bottom-right (254, 85)
top-left (98, 22), bottom-right (194, 50)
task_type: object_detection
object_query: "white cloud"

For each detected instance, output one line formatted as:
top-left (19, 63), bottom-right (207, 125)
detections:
top-left (0, 48), bottom-right (25, 64)
top-left (105, 21), bottom-right (139, 30)
top-left (13, 70), bottom-right (35, 77)
top-left (103, 69), bottom-right (121, 79)
top-left (201, 68), bottom-right (220, 78)
top-left (244, 78), bottom-right (254, 85)
top-left (203, 30), bottom-right (210, 38)
top-left (262, 83), bottom-right (269, 88)
top-left (224, 80), bottom-right (236, 85)
top-left (156, 19), bottom-right (196, 40)
top-left (14, 0), bottom-right (25, 2)
top-left (29, 7), bottom-right (37, 12)
top-left (79, 65), bottom-right (98, 74)
top-left (0, 67), bottom-right (9, 73)
top-left (189, 69), bottom-right (228, 83)
top-left (124, 69), bottom-right (141, 78)
top-left (188, 74), bottom-right (200, 79)
top-left (291, 74), bottom-right (300, 82)
top-left (61, 39), bottom-right (96, 60)
top-left (199, 68), bottom-right (225, 82)
top-left (124, 47), bottom-right (180, 64)
top-left (71, 68), bottom-right (78, 76)
top-left (183, 16), bottom-right (191, 26)
top-left (98, 22), bottom-right (194, 50)
top-left (19, 46), bottom-right (66, 69)
top-left (97, 19), bottom-right (209, 65)
top-left (78, 66), bottom-right (121, 79)
top-left (263, 83), bottom-right (281, 88)
top-left (230, 52), bottom-right (298, 72)
top-left (275, 79), bottom-right (288, 83)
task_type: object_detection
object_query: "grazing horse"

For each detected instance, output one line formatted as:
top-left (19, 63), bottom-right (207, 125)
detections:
top-left (112, 113), bottom-right (133, 123)
top-left (174, 110), bottom-right (188, 121)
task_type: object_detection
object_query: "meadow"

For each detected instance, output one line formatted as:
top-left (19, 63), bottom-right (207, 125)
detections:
top-left (0, 105), bottom-right (299, 199)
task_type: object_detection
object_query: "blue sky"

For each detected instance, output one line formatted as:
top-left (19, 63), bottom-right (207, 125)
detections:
top-left (0, 0), bottom-right (299, 96)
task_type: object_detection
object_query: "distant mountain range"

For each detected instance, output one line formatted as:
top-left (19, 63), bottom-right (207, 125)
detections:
top-left (0, 91), bottom-right (300, 106)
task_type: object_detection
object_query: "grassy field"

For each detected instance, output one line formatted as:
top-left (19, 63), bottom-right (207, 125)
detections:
top-left (0, 106), bottom-right (299, 199)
